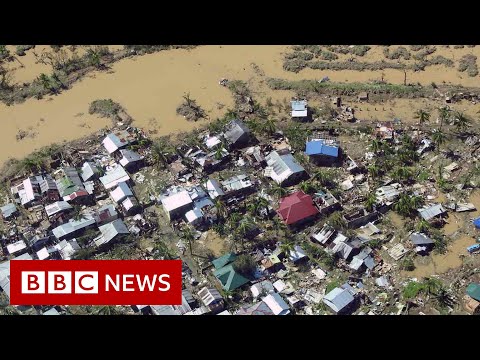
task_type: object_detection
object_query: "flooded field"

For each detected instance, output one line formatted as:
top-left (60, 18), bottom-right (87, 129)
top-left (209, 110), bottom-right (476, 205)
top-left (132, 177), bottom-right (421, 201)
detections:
top-left (2, 45), bottom-right (480, 166)
top-left (405, 235), bottom-right (473, 279)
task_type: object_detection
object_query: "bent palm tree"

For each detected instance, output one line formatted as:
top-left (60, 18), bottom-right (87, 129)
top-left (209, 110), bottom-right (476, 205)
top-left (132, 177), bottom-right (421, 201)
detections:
top-left (431, 129), bottom-right (447, 153)
top-left (414, 109), bottom-right (430, 127)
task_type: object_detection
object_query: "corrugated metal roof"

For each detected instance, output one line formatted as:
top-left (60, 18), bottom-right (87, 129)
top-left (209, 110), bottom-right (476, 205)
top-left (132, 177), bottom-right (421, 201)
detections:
top-left (80, 162), bottom-right (99, 182)
top-left (224, 119), bottom-right (250, 144)
top-left (39, 175), bottom-right (58, 193)
top-left (265, 151), bottom-right (305, 184)
top-left (221, 174), bottom-right (253, 192)
top-left (323, 287), bottom-right (355, 313)
top-left (419, 204), bottom-right (446, 221)
top-left (100, 166), bottom-right (130, 190)
top-left (96, 219), bottom-right (129, 246)
top-left (305, 140), bottom-right (339, 157)
top-left (102, 131), bottom-right (132, 154)
top-left (291, 100), bottom-right (307, 111)
top-left (110, 182), bottom-right (133, 203)
top-left (161, 190), bottom-right (192, 212)
top-left (1, 203), bottom-right (17, 218)
top-left (45, 201), bottom-right (72, 217)
top-left (52, 215), bottom-right (96, 239)
top-left (410, 232), bottom-right (434, 245)
top-left (119, 149), bottom-right (143, 166)
top-left (262, 293), bottom-right (290, 315)
top-left (204, 179), bottom-right (225, 199)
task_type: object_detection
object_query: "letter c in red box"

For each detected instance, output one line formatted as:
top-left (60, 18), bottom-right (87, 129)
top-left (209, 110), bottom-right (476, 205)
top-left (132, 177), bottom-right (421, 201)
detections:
top-left (9, 260), bottom-right (182, 306)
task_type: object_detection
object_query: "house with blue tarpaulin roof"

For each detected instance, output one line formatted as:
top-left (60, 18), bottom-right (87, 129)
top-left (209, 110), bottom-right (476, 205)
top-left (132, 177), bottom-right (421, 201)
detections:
top-left (305, 139), bottom-right (341, 166)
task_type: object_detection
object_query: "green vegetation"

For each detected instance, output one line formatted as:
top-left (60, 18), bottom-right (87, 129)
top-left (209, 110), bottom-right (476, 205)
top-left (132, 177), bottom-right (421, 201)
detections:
top-left (176, 92), bottom-right (207, 121)
top-left (88, 99), bottom-right (123, 119)
top-left (267, 78), bottom-right (426, 98)
top-left (399, 257), bottom-right (415, 271)
top-left (232, 254), bottom-right (257, 278)
top-left (458, 54), bottom-right (478, 77)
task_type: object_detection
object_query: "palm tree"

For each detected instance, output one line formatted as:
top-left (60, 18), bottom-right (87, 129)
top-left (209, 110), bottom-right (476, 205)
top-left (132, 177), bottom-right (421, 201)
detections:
top-left (72, 206), bottom-right (87, 222)
top-left (214, 146), bottom-right (224, 160)
top-left (328, 211), bottom-right (346, 230)
top-left (395, 194), bottom-right (416, 217)
top-left (269, 183), bottom-right (288, 199)
top-left (214, 198), bottom-right (227, 219)
top-left (370, 139), bottom-right (381, 154)
top-left (422, 277), bottom-right (442, 300)
top-left (367, 163), bottom-right (380, 181)
top-left (261, 118), bottom-right (277, 135)
top-left (364, 192), bottom-right (377, 212)
top-left (237, 215), bottom-right (255, 236)
top-left (313, 169), bottom-right (333, 187)
top-left (0, 293), bottom-right (19, 315)
top-left (434, 288), bottom-right (455, 308)
top-left (151, 138), bottom-right (174, 169)
top-left (431, 129), bottom-right (447, 153)
top-left (452, 111), bottom-right (471, 134)
top-left (87, 49), bottom-right (101, 68)
top-left (410, 195), bottom-right (424, 210)
top-left (227, 212), bottom-right (242, 231)
top-left (416, 219), bottom-right (430, 233)
top-left (38, 73), bottom-right (51, 91)
top-left (279, 239), bottom-right (295, 256)
top-left (93, 305), bottom-right (125, 315)
top-left (390, 166), bottom-right (413, 183)
top-left (180, 225), bottom-right (195, 255)
top-left (414, 109), bottom-right (430, 127)
top-left (438, 106), bottom-right (451, 130)
top-left (299, 180), bottom-right (316, 195)
top-left (21, 157), bottom-right (42, 174)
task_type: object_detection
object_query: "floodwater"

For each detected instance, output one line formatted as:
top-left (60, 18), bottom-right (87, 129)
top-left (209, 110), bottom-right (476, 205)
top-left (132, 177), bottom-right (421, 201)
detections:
top-left (405, 235), bottom-right (473, 279)
top-left (1, 45), bottom-right (480, 166)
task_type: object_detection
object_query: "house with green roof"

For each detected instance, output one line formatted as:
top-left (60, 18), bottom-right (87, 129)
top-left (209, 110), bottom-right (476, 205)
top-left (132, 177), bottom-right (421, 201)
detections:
top-left (214, 264), bottom-right (249, 292)
top-left (212, 253), bottom-right (237, 270)
top-left (467, 283), bottom-right (480, 301)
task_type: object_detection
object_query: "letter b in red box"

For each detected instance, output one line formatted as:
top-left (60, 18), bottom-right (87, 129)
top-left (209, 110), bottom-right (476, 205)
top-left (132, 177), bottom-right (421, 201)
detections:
top-left (10, 260), bottom-right (182, 305)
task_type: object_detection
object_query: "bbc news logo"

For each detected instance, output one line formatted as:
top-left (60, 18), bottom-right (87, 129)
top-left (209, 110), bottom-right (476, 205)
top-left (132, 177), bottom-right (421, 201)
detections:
top-left (10, 260), bottom-right (182, 305)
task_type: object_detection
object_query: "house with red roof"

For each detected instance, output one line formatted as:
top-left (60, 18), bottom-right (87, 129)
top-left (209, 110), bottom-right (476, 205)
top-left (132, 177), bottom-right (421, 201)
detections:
top-left (277, 191), bottom-right (319, 228)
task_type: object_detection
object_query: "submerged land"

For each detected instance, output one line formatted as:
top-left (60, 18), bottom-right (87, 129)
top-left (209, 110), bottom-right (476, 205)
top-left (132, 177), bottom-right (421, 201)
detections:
top-left (1, 45), bottom-right (480, 315)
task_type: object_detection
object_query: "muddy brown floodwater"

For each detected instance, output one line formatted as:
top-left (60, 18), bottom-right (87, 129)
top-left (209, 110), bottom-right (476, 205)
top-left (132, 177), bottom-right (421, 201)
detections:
top-left (1, 45), bottom-right (480, 167)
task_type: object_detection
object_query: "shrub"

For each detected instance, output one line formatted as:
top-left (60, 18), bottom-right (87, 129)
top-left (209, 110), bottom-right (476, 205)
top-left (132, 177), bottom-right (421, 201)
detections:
top-left (88, 99), bottom-right (122, 118)
top-left (15, 45), bottom-right (34, 56)
top-left (458, 54), bottom-right (478, 77)
top-left (384, 46), bottom-right (411, 60)
top-left (285, 51), bottom-right (314, 61)
top-left (403, 281), bottom-right (424, 299)
top-left (233, 254), bottom-right (257, 278)
top-left (399, 257), bottom-right (415, 271)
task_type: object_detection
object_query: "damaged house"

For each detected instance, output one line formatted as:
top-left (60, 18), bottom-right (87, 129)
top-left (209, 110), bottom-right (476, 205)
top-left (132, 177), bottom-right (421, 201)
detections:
top-left (102, 130), bottom-right (136, 154)
top-left (409, 232), bottom-right (435, 254)
top-left (118, 149), bottom-right (144, 173)
top-left (291, 100), bottom-right (308, 121)
top-left (11, 176), bottom-right (44, 208)
top-left (264, 149), bottom-right (308, 187)
top-left (418, 203), bottom-right (447, 225)
top-left (94, 218), bottom-right (130, 248)
top-left (343, 207), bottom-right (378, 229)
top-left (223, 119), bottom-right (251, 149)
top-left (100, 165), bottom-right (131, 190)
top-left (313, 190), bottom-right (341, 215)
top-left (305, 138), bottom-right (341, 166)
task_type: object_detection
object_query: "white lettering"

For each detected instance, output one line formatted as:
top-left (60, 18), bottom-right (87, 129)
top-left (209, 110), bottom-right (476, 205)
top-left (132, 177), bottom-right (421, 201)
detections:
top-left (123, 274), bottom-right (135, 292)
top-left (136, 274), bottom-right (157, 292)
top-left (105, 274), bottom-right (120, 291)
top-left (158, 274), bottom-right (171, 292)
